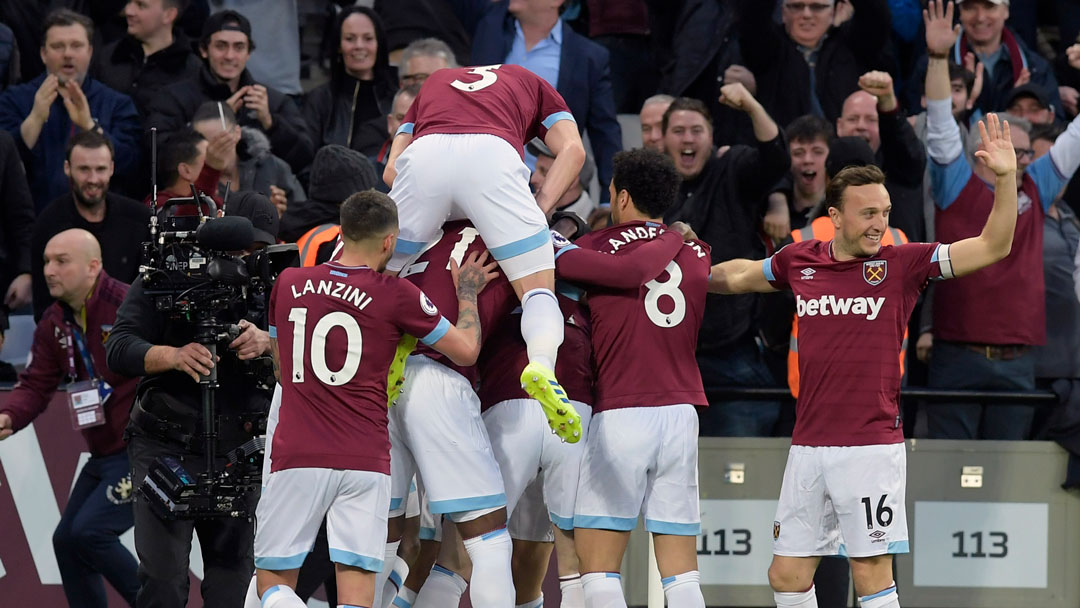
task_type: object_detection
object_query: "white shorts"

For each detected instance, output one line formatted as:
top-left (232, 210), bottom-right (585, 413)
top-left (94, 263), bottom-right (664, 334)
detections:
top-left (255, 467), bottom-right (391, 571)
top-left (406, 476), bottom-right (420, 519)
top-left (508, 476), bottom-right (555, 543)
top-left (418, 483), bottom-right (443, 542)
top-left (483, 398), bottom-right (592, 533)
top-left (263, 384), bottom-right (282, 483)
top-left (387, 133), bottom-right (553, 281)
top-left (388, 356), bottom-right (506, 518)
top-left (574, 405), bottom-right (700, 535)
top-left (773, 443), bottom-right (909, 558)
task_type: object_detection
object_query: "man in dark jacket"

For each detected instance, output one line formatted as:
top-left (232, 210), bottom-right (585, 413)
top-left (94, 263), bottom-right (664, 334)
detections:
top-left (459, 0), bottom-right (622, 205)
top-left (0, 229), bottom-right (139, 608)
top-left (662, 89), bottom-right (789, 437)
top-left (92, 0), bottom-right (202, 119)
top-left (144, 10), bottom-right (313, 172)
top-left (837, 71), bottom-right (927, 241)
top-left (908, 0), bottom-right (1064, 121)
top-left (739, 0), bottom-right (891, 130)
top-left (31, 131), bottom-right (148, 321)
top-left (0, 9), bottom-right (141, 212)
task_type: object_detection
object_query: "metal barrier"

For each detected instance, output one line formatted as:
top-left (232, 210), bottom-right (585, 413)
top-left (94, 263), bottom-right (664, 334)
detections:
top-left (619, 387), bottom-right (1077, 608)
top-left (705, 386), bottom-right (1060, 404)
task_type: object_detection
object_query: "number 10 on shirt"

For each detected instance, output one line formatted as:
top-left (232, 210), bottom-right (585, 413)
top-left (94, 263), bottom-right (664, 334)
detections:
top-left (287, 308), bottom-right (363, 386)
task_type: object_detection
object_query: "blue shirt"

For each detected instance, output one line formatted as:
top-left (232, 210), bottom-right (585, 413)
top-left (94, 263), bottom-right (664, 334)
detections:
top-left (505, 20), bottom-right (562, 89)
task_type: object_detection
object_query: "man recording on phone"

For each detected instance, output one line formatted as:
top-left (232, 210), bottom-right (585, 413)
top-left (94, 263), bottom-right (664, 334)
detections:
top-left (105, 193), bottom-right (281, 608)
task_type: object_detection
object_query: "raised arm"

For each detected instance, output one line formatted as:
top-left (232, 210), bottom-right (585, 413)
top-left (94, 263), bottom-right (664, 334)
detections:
top-left (924, 0), bottom-right (965, 165)
top-left (947, 114), bottom-right (1017, 276)
top-left (538, 119), bottom-right (587, 214)
top-left (555, 229), bottom-right (685, 288)
top-left (382, 131), bottom-right (413, 187)
top-left (708, 258), bottom-right (779, 294)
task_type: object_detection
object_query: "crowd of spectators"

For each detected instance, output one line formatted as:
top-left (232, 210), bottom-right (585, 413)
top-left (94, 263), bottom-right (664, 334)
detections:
top-left (3, 0), bottom-right (1080, 443)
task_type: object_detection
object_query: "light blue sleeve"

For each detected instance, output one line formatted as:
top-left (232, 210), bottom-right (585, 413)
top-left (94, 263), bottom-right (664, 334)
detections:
top-left (929, 154), bottom-right (972, 211)
top-left (1029, 154), bottom-right (1068, 213)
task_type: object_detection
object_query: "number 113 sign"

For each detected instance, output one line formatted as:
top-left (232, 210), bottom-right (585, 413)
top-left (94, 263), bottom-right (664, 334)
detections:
top-left (913, 501), bottom-right (1048, 588)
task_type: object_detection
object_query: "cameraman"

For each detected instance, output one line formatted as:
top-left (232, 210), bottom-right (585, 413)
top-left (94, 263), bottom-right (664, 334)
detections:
top-left (105, 195), bottom-right (278, 608)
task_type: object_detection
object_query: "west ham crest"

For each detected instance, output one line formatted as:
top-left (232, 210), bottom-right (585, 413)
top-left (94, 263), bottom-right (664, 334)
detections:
top-left (863, 260), bottom-right (887, 286)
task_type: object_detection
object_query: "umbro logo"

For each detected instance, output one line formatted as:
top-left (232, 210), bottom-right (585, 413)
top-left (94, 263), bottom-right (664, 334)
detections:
top-left (800, 268), bottom-right (816, 280)
top-left (869, 530), bottom-right (886, 539)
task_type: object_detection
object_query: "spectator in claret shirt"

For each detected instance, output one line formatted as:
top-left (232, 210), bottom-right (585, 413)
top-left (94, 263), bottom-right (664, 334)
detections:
top-left (909, 0), bottom-right (1065, 122)
top-left (923, 0), bottom-right (1080, 439)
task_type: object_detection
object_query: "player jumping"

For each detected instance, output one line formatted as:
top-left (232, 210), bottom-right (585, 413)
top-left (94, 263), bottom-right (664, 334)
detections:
top-left (383, 63), bottom-right (587, 443)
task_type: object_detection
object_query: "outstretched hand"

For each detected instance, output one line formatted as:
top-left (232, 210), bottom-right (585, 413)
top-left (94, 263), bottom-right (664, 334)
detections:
top-left (924, 0), bottom-right (961, 56)
top-left (974, 113), bottom-right (1016, 177)
top-left (451, 250), bottom-right (500, 296)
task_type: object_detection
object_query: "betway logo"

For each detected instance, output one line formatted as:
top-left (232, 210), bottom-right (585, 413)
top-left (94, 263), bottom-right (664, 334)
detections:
top-left (796, 295), bottom-right (885, 321)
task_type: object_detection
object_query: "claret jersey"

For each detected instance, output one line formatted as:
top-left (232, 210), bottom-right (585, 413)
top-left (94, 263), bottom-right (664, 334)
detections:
top-left (765, 239), bottom-right (955, 446)
top-left (558, 221), bottom-right (712, 412)
top-left (399, 64), bottom-right (574, 158)
top-left (400, 220), bottom-right (518, 383)
top-left (268, 262), bottom-right (450, 474)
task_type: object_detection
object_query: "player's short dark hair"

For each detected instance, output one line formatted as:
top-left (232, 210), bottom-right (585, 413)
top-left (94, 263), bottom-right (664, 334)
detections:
top-left (340, 190), bottom-right (398, 243)
top-left (662, 97), bottom-right (712, 134)
top-left (826, 165), bottom-right (887, 211)
top-left (43, 9), bottom-right (94, 45)
top-left (787, 115), bottom-right (834, 145)
top-left (192, 101), bottom-right (238, 128)
top-left (612, 149), bottom-right (681, 218)
top-left (157, 129), bottom-right (206, 188)
top-left (65, 130), bottom-right (114, 162)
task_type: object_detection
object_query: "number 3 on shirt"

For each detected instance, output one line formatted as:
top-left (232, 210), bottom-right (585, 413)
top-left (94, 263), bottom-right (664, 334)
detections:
top-left (451, 65), bottom-right (502, 92)
top-left (288, 308), bottom-right (362, 386)
top-left (644, 261), bottom-right (686, 328)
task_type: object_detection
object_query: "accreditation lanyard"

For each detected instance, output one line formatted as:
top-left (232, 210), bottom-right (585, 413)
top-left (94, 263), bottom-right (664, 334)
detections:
top-left (63, 323), bottom-right (111, 429)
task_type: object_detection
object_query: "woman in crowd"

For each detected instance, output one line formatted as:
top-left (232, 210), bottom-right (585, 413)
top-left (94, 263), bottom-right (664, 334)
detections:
top-left (303, 6), bottom-right (397, 158)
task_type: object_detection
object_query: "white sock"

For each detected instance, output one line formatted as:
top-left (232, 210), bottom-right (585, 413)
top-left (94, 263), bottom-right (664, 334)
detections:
top-left (372, 540), bottom-right (401, 608)
top-left (859, 583), bottom-right (900, 608)
top-left (393, 586), bottom-right (418, 608)
top-left (662, 570), bottom-right (705, 608)
top-left (516, 595), bottom-right (544, 608)
top-left (559, 573), bottom-right (585, 608)
top-left (379, 555), bottom-right (410, 608)
top-left (261, 585), bottom-right (306, 608)
top-left (775, 584), bottom-right (818, 607)
top-left (521, 288), bottom-right (563, 370)
top-left (244, 575), bottom-right (261, 608)
top-left (581, 572), bottom-right (626, 608)
top-left (414, 565), bottom-right (468, 608)
top-left (462, 527), bottom-right (515, 608)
